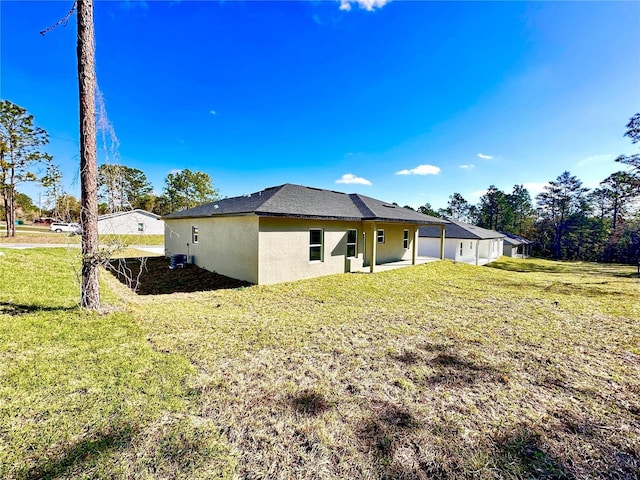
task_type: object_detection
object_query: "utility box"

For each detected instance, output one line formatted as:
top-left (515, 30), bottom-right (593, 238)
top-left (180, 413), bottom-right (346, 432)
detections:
top-left (169, 254), bottom-right (187, 269)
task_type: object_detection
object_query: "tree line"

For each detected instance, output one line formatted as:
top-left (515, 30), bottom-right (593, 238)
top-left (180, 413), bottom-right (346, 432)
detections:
top-left (1, 100), bottom-right (220, 234)
top-left (409, 114), bottom-right (640, 264)
top-left (3, 98), bottom-right (639, 263)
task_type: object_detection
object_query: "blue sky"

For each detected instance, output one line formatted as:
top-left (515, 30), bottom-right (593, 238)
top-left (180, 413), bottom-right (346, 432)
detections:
top-left (2, 0), bottom-right (639, 210)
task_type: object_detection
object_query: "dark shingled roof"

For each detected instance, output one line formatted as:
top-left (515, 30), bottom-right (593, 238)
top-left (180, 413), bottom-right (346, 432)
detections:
top-left (419, 218), bottom-right (504, 240)
top-left (163, 183), bottom-right (446, 224)
top-left (500, 232), bottom-right (532, 246)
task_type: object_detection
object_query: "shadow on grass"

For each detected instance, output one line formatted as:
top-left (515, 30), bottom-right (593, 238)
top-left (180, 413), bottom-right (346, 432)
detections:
top-left (487, 259), bottom-right (639, 279)
top-left (393, 342), bottom-right (506, 388)
top-left (487, 276), bottom-right (631, 301)
top-left (21, 424), bottom-right (133, 480)
top-left (289, 388), bottom-right (332, 416)
top-left (0, 301), bottom-right (77, 316)
top-left (492, 426), bottom-right (572, 479)
top-left (359, 401), bottom-right (424, 479)
top-left (106, 256), bottom-right (251, 295)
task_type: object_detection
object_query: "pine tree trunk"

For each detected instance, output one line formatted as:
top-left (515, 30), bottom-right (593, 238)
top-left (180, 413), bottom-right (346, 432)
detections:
top-left (77, 0), bottom-right (100, 310)
top-left (2, 189), bottom-right (9, 238)
top-left (8, 183), bottom-right (15, 237)
top-left (9, 168), bottom-right (16, 237)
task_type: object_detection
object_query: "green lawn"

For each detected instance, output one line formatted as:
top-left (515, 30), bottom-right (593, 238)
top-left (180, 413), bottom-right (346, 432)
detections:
top-left (1, 250), bottom-right (638, 479)
top-left (0, 230), bottom-right (164, 246)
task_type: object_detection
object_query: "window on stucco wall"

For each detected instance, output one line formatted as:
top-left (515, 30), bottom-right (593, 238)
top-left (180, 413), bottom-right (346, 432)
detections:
top-left (310, 229), bottom-right (323, 262)
top-left (346, 229), bottom-right (357, 257)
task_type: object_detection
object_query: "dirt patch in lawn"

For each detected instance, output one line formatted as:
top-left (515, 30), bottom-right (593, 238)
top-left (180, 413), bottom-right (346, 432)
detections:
top-left (106, 256), bottom-right (251, 295)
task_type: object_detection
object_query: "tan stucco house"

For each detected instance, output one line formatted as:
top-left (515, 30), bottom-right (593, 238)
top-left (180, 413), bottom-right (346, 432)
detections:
top-left (419, 219), bottom-right (504, 266)
top-left (163, 183), bottom-right (447, 285)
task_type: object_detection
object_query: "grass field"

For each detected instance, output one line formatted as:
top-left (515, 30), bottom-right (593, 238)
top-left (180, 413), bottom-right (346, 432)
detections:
top-left (1, 249), bottom-right (638, 479)
top-left (0, 228), bottom-right (164, 246)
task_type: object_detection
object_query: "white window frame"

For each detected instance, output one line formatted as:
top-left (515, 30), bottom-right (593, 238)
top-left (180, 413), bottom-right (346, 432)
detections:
top-left (309, 228), bottom-right (323, 262)
top-left (377, 229), bottom-right (385, 244)
top-left (192, 226), bottom-right (199, 244)
top-left (137, 222), bottom-right (144, 233)
top-left (403, 229), bottom-right (409, 249)
top-left (346, 229), bottom-right (357, 258)
top-left (460, 242), bottom-right (463, 256)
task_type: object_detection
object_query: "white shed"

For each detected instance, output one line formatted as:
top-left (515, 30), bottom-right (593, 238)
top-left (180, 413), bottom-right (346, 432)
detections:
top-left (419, 219), bottom-right (504, 266)
top-left (97, 209), bottom-right (164, 235)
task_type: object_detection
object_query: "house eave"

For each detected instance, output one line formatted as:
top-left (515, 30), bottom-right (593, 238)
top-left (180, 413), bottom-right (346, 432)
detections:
top-left (165, 211), bottom-right (448, 224)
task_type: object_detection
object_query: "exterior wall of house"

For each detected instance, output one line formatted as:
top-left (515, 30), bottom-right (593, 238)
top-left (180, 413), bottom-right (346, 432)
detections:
top-left (503, 243), bottom-right (529, 258)
top-left (257, 217), bottom-right (367, 285)
top-left (477, 238), bottom-right (504, 265)
top-left (365, 223), bottom-right (416, 265)
top-left (419, 237), bottom-right (469, 262)
top-left (257, 219), bottom-right (419, 285)
top-left (98, 211), bottom-right (164, 235)
top-left (164, 216), bottom-right (260, 284)
top-left (419, 236), bottom-right (503, 265)
top-left (166, 216), bottom-right (427, 285)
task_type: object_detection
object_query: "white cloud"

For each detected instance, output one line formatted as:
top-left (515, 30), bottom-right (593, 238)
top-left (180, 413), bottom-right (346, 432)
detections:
top-left (459, 164), bottom-right (475, 170)
top-left (522, 182), bottom-right (550, 196)
top-left (335, 173), bottom-right (372, 185)
top-left (395, 164), bottom-right (441, 176)
top-left (169, 168), bottom-right (183, 175)
top-left (338, 0), bottom-right (391, 12)
top-left (477, 153), bottom-right (493, 160)
top-left (209, 110), bottom-right (217, 115)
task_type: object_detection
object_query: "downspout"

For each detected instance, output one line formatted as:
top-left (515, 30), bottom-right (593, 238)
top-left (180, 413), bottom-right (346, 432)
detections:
top-left (411, 226), bottom-right (417, 265)
top-left (362, 231), bottom-right (366, 269)
top-left (370, 222), bottom-right (377, 273)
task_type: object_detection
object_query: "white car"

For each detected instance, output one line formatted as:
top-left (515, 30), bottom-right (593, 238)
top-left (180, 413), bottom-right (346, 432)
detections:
top-left (49, 222), bottom-right (82, 234)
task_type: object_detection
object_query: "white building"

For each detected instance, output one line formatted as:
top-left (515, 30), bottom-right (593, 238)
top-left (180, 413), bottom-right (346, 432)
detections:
top-left (97, 209), bottom-right (164, 235)
top-left (419, 219), bottom-right (504, 266)
top-left (502, 233), bottom-right (532, 258)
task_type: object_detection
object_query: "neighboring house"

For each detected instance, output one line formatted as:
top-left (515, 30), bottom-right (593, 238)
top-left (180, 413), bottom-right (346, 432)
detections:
top-left (163, 183), bottom-right (447, 285)
top-left (501, 232), bottom-right (532, 258)
top-left (97, 209), bottom-right (164, 235)
top-left (419, 219), bottom-right (504, 266)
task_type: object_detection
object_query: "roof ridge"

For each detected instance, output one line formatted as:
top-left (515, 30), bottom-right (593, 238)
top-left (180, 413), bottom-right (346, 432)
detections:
top-left (348, 193), bottom-right (376, 218)
top-left (253, 184), bottom-right (288, 212)
top-left (98, 209), bottom-right (159, 220)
